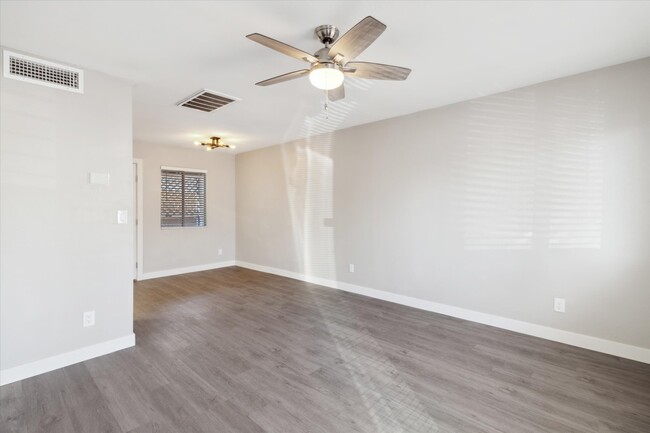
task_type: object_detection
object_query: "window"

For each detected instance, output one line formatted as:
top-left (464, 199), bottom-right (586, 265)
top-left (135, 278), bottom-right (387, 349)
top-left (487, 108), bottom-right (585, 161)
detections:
top-left (160, 167), bottom-right (206, 228)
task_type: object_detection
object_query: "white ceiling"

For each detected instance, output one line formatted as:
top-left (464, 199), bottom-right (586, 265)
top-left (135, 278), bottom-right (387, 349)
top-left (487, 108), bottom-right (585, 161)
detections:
top-left (2, 1), bottom-right (649, 153)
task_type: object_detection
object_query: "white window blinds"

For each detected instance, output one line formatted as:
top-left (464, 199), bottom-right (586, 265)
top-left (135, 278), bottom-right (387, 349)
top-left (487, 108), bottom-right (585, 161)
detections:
top-left (161, 168), bottom-right (206, 228)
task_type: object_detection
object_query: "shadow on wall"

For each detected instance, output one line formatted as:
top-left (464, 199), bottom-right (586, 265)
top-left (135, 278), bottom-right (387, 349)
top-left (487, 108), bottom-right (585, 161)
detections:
top-left (281, 91), bottom-right (358, 280)
top-left (455, 88), bottom-right (605, 251)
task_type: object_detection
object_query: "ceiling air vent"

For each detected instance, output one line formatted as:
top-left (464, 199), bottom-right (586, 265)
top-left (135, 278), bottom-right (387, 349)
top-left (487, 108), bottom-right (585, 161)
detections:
top-left (3, 50), bottom-right (83, 93)
top-left (177, 89), bottom-right (240, 113)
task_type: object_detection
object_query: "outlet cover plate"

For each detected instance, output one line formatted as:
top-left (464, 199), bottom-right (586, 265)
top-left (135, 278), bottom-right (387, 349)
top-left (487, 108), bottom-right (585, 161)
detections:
top-left (83, 310), bottom-right (95, 327)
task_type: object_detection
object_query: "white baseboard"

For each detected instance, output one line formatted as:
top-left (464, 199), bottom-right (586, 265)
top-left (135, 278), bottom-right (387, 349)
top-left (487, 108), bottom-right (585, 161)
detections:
top-left (139, 260), bottom-right (236, 280)
top-left (0, 333), bottom-right (136, 386)
top-left (235, 261), bottom-right (650, 364)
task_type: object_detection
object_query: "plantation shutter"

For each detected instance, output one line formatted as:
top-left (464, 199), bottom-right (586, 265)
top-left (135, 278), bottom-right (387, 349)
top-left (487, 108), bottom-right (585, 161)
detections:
top-left (161, 169), bottom-right (206, 227)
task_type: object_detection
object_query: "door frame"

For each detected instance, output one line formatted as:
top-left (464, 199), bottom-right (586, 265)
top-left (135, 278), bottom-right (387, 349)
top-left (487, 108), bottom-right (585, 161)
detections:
top-left (133, 158), bottom-right (144, 281)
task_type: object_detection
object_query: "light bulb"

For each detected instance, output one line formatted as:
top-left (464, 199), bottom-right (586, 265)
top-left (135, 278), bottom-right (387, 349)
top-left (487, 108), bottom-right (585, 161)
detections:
top-left (193, 141), bottom-right (201, 146)
top-left (309, 64), bottom-right (344, 90)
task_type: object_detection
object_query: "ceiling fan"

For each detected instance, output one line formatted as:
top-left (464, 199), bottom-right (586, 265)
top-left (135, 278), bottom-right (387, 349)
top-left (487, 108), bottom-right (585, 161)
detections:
top-left (246, 16), bottom-right (411, 101)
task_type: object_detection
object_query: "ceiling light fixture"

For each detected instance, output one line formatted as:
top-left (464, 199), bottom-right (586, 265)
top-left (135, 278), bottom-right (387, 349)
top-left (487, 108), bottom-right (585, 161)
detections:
top-left (308, 63), bottom-right (344, 90)
top-left (194, 136), bottom-right (235, 150)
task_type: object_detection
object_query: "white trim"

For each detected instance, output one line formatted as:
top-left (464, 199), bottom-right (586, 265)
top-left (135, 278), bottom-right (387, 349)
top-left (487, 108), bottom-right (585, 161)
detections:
top-left (235, 261), bottom-right (650, 364)
top-left (0, 333), bottom-right (135, 386)
top-left (133, 159), bottom-right (144, 281)
top-left (3, 49), bottom-right (84, 93)
top-left (160, 165), bottom-right (207, 174)
top-left (139, 260), bottom-right (236, 280)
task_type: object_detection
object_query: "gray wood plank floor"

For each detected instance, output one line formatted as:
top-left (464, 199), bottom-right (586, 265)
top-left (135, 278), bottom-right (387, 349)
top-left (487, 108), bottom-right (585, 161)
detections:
top-left (2, 266), bottom-right (649, 432)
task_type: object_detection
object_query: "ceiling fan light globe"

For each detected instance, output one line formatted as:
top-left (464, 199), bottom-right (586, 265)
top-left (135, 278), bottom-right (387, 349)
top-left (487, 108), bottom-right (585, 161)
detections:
top-left (309, 65), bottom-right (344, 90)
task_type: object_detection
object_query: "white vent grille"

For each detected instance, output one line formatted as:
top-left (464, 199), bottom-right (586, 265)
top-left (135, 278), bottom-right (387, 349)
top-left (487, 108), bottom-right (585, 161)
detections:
top-left (177, 89), bottom-right (240, 112)
top-left (3, 50), bottom-right (84, 93)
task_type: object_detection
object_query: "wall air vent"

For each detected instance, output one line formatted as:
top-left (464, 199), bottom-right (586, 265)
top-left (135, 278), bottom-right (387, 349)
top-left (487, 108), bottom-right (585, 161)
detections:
top-left (177, 89), bottom-right (240, 112)
top-left (3, 50), bottom-right (84, 93)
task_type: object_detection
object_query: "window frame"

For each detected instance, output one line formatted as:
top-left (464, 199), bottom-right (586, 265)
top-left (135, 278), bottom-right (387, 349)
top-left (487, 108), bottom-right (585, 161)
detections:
top-left (160, 166), bottom-right (207, 229)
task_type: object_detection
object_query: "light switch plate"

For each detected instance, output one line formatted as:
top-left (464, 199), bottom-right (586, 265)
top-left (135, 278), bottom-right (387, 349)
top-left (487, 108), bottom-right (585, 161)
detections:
top-left (89, 172), bottom-right (110, 185)
top-left (117, 210), bottom-right (128, 224)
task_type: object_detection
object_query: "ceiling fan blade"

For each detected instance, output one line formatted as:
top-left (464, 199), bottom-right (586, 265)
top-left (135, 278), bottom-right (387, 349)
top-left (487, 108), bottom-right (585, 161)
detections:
top-left (328, 84), bottom-right (345, 101)
top-left (247, 33), bottom-right (317, 63)
top-left (344, 62), bottom-right (411, 80)
top-left (328, 16), bottom-right (386, 62)
top-left (255, 69), bottom-right (310, 86)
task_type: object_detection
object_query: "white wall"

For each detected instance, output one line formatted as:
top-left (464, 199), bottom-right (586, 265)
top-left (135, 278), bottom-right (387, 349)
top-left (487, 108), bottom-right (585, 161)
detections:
top-left (133, 142), bottom-right (235, 276)
top-left (236, 58), bottom-right (650, 352)
top-left (0, 50), bottom-right (134, 379)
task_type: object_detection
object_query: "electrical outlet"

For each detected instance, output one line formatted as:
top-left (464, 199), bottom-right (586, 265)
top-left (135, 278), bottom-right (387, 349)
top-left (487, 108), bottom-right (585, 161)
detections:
top-left (218, 249), bottom-right (223, 256)
top-left (554, 298), bottom-right (566, 313)
top-left (83, 310), bottom-right (95, 327)
top-left (349, 264), bottom-right (355, 273)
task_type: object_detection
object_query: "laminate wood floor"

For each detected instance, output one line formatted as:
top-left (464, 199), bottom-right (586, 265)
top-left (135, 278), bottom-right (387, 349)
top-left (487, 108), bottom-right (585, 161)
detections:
top-left (2, 266), bottom-right (649, 432)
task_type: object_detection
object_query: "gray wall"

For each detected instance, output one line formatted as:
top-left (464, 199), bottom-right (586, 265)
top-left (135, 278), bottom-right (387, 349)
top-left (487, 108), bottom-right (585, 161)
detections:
top-left (0, 53), bottom-right (134, 370)
top-left (236, 58), bottom-right (650, 349)
top-left (134, 142), bottom-right (236, 274)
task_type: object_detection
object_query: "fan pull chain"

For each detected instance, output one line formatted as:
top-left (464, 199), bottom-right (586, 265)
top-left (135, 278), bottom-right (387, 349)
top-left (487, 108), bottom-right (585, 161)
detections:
top-left (324, 89), bottom-right (330, 120)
